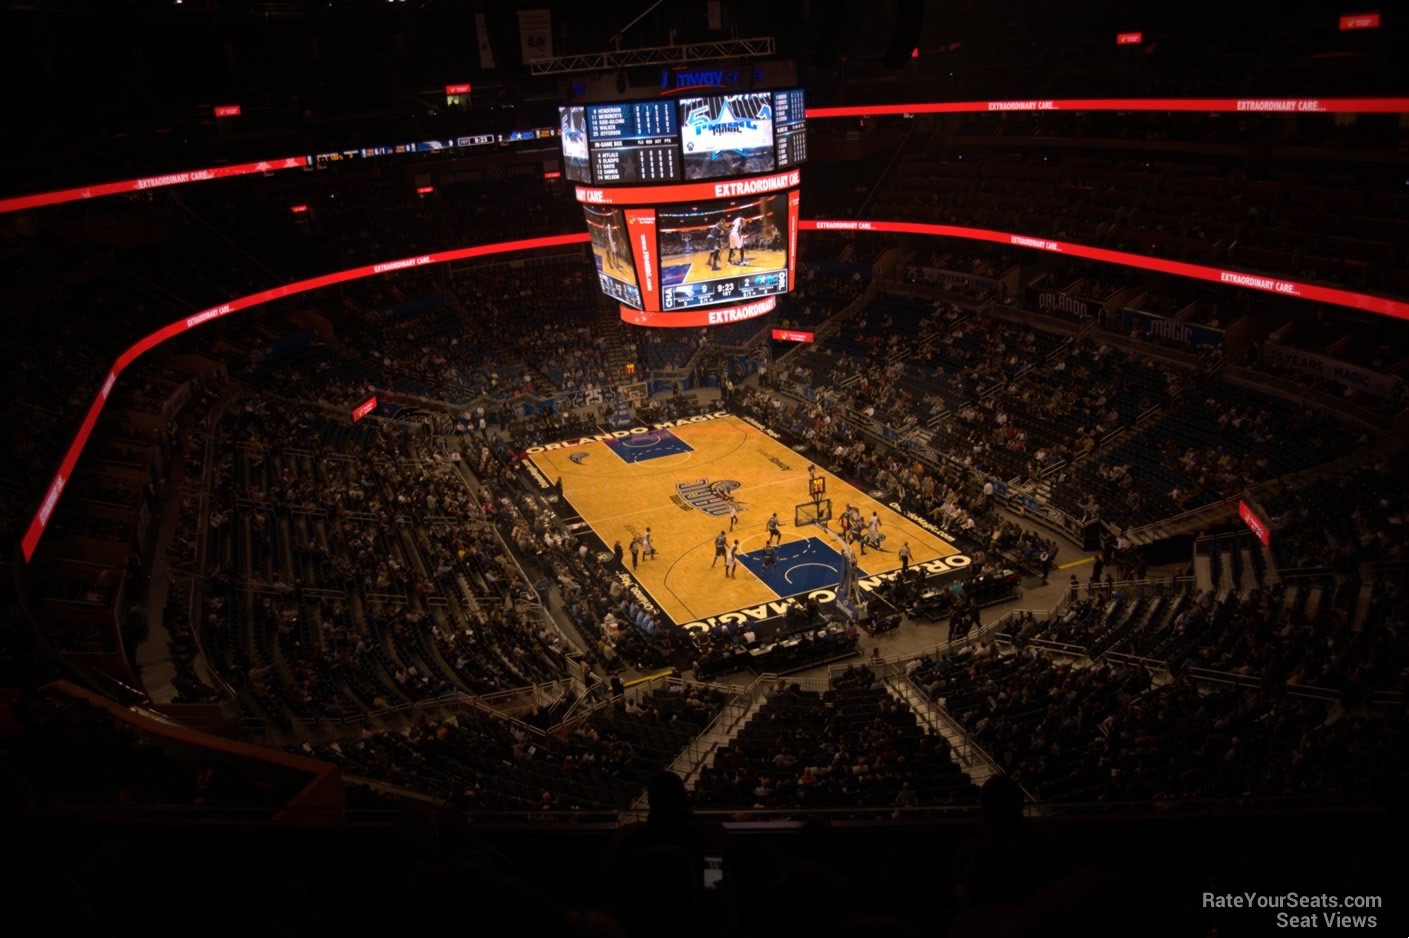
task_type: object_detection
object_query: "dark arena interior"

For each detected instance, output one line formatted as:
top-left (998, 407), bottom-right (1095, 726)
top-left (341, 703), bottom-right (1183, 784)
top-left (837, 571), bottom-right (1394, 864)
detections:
top-left (3, 2), bottom-right (1408, 935)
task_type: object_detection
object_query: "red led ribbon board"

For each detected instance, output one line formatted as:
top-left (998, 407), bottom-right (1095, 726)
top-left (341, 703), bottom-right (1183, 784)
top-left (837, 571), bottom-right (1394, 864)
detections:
top-left (352, 396), bottom-right (378, 422)
top-left (213, 105), bottom-right (242, 118)
top-left (1339, 13), bottom-right (1380, 29)
top-left (445, 83), bottom-right (472, 94)
top-left (623, 208), bottom-right (661, 311)
top-left (787, 190), bottom-right (801, 277)
top-left (575, 169), bottom-right (801, 206)
top-left (800, 220), bottom-right (1409, 320)
top-left (19, 233), bottom-right (590, 562)
top-left (621, 295), bottom-right (776, 328)
top-left (0, 156), bottom-right (311, 214)
top-left (772, 329), bottom-right (814, 342)
top-left (1116, 32), bottom-right (1143, 44)
top-left (805, 97), bottom-right (1409, 118)
top-left (7, 100), bottom-right (1409, 214)
top-left (1239, 500), bottom-right (1271, 546)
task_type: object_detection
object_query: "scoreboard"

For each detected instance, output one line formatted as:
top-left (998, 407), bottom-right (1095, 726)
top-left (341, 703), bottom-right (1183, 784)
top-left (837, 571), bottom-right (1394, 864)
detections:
top-left (773, 89), bottom-right (808, 168)
top-left (586, 102), bottom-right (680, 183)
top-left (561, 88), bottom-right (806, 328)
top-left (561, 88), bottom-right (804, 186)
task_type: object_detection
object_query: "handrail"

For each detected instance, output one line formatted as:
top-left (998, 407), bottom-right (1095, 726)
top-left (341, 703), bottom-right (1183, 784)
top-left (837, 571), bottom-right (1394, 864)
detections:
top-left (189, 386), bottom-right (240, 701)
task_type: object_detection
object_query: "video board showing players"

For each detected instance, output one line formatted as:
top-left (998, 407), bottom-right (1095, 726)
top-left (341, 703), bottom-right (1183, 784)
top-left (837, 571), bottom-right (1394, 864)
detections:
top-left (655, 191), bottom-right (789, 310)
top-left (772, 89), bottom-right (807, 168)
top-left (559, 106), bottom-right (590, 183)
top-left (678, 92), bottom-right (776, 181)
top-left (586, 101), bottom-right (679, 183)
top-left (584, 206), bottom-right (643, 309)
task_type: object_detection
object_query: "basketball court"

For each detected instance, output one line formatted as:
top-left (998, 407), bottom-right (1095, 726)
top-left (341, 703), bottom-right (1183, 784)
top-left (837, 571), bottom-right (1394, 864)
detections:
top-left (658, 247), bottom-right (789, 288)
top-left (527, 413), bottom-right (963, 625)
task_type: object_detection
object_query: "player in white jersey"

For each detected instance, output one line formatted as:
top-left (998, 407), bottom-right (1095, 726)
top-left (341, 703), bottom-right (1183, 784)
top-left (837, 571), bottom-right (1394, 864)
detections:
top-left (863, 511), bottom-right (882, 555)
top-left (727, 214), bottom-right (747, 265)
top-left (604, 218), bottom-right (621, 271)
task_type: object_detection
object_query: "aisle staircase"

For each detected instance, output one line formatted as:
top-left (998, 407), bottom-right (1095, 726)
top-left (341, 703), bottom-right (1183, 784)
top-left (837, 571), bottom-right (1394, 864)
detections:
top-left (596, 305), bottom-right (633, 383)
top-left (887, 676), bottom-right (997, 789)
top-left (676, 691), bottom-right (769, 792)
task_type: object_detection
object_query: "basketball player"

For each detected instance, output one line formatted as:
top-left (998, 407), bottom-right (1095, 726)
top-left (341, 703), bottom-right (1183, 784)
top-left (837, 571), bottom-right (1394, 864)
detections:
top-left (682, 230), bottom-right (693, 258)
top-left (642, 527), bottom-right (657, 560)
top-left (727, 497), bottom-right (739, 531)
top-left (712, 530), bottom-right (727, 568)
top-left (604, 217), bottom-right (620, 272)
top-left (728, 213), bottom-right (747, 265)
top-left (724, 539), bottom-right (738, 578)
top-left (866, 511), bottom-right (882, 551)
top-left (766, 512), bottom-right (781, 546)
top-left (706, 219), bottom-right (725, 271)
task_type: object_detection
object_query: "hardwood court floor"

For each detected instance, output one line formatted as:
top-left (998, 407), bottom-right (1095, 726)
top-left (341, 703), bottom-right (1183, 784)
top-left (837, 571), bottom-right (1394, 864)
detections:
top-left (661, 248), bottom-right (789, 286)
top-left (590, 242), bottom-right (640, 290)
top-left (529, 414), bottom-right (961, 625)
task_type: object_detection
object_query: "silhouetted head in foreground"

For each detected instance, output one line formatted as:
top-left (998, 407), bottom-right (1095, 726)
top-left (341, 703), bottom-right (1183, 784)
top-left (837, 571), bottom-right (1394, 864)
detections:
top-left (647, 770), bottom-right (690, 823)
top-left (980, 774), bottom-right (1024, 831)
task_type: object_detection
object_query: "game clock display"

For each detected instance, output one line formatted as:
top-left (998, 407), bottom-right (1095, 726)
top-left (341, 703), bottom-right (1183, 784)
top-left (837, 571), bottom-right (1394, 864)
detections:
top-left (663, 270), bottom-right (787, 310)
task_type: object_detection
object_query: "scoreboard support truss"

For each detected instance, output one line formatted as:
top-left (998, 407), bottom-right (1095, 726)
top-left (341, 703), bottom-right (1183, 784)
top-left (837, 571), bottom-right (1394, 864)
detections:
top-left (529, 37), bottom-right (776, 75)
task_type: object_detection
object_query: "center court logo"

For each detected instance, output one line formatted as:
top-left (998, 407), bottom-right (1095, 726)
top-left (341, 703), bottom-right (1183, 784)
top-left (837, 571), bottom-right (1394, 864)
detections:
top-left (673, 479), bottom-right (743, 516)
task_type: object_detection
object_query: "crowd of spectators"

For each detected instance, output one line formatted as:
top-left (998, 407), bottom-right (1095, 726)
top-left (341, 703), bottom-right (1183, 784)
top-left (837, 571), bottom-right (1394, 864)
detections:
top-left (304, 683), bottom-right (730, 812)
top-left (195, 395), bottom-right (571, 727)
top-left (10, 100), bottom-right (1409, 839)
top-left (1262, 451), bottom-right (1409, 572)
top-left (870, 149), bottom-right (1409, 294)
top-left (694, 667), bottom-right (977, 811)
top-left (909, 643), bottom-right (1407, 805)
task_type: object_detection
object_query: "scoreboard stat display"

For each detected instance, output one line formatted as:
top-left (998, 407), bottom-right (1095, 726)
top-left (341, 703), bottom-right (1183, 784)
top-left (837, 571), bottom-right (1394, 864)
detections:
top-left (773, 89), bottom-right (807, 168)
top-left (586, 102), bottom-right (680, 183)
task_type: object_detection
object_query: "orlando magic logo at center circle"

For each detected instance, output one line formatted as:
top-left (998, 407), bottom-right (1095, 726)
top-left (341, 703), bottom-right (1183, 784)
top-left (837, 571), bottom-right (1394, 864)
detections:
top-left (675, 478), bottom-right (742, 516)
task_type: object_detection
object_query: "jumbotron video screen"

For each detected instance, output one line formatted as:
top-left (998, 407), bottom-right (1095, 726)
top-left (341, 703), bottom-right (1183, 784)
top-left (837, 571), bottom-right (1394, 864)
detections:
top-left (560, 87), bottom-right (806, 327)
top-left (679, 91), bottom-right (776, 180)
top-left (584, 205), bottom-right (641, 308)
top-left (656, 192), bottom-right (789, 310)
